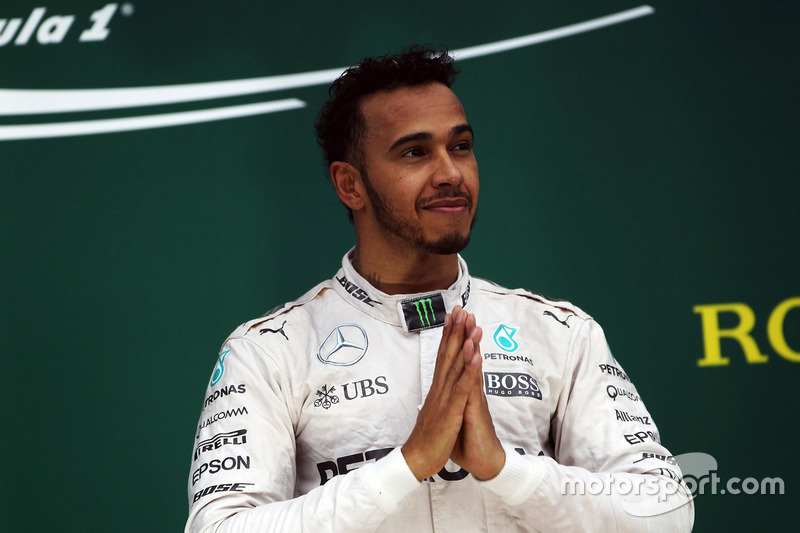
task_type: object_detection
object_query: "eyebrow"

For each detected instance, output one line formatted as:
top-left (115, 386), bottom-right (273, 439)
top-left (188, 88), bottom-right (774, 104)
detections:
top-left (387, 123), bottom-right (474, 153)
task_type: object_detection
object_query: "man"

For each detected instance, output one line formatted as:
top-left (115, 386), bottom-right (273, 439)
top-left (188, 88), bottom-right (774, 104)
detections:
top-left (186, 47), bottom-right (694, 532)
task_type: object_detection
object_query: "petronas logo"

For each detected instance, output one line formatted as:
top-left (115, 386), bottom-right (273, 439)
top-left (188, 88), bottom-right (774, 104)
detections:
top-left (493, 325), bottom-right (519, 352)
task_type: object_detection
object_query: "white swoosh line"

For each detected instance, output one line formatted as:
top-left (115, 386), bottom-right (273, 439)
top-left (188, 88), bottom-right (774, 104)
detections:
top-left (0, 100), bottom-right (306, 141)
top-left (0, 5), bottom-right (653, 141)
top-left (450, 5), bottom-right (653, 59)
top-left (0, 6), bottom-right (654, 115)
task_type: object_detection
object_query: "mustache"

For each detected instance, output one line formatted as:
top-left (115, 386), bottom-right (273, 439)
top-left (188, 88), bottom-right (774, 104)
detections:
top-left (416, 189), bottom-right (473, 211)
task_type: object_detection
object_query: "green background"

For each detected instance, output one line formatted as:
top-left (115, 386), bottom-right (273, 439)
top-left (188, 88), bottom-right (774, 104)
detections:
top-left (1, 1), bottom-right (796, 530)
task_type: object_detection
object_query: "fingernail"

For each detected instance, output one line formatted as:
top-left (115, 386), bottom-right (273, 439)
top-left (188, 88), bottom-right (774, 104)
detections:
top-left (445, 314), bottom-right (451, 327)
top-left (455, 309), bottom-right (464, 324)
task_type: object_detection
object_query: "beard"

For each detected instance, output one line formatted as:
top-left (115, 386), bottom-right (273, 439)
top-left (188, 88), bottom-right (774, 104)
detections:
top-left (361, 169), bottom-right (475, 255)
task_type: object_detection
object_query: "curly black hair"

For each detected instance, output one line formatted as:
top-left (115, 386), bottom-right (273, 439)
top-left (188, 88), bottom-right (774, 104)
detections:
top-left (315, 46), bottom-right (459, 173)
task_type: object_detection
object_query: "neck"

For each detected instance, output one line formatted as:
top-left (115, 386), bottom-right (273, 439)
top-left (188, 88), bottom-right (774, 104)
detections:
top-left (351, 244), bottom-right (460, 295)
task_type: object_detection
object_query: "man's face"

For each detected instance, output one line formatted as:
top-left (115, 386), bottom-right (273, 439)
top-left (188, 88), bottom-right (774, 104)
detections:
top-left (357, 82), bottom-right (479, 255)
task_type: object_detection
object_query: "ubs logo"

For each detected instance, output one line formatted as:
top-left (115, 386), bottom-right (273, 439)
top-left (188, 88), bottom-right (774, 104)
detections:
top-left (314, 376), bottom-right (389, 409)
top-left (317, 324), bottom-right (368, 366)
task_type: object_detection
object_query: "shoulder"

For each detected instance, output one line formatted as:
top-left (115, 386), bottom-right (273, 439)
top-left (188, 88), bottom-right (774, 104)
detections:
top-left (470, 276), bottom-right (592, 322)
top-left (227, 278), bottom-right (335, 341)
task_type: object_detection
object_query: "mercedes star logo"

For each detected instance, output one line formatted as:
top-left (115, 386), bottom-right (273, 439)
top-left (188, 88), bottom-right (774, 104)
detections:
top-left (317, 324), bottom-right (369, 366)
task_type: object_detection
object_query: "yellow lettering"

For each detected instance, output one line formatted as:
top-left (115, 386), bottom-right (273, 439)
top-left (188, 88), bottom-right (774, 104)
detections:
top-left (693, 303), bottom-right (769, 366)
top-left (767, 297), bottom-right (800, 362)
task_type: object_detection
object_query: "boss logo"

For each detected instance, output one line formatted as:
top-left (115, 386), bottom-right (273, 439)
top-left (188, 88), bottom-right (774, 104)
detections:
top-left (484, 372), bottom-right (542, 399)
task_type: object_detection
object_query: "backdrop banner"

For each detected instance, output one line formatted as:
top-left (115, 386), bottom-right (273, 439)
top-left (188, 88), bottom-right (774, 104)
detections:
top-left (2, 2), bottom-right (796, 531)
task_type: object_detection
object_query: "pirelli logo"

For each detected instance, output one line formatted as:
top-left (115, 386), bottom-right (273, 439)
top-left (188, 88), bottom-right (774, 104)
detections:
top-left (484, 372), bottom-right (542, 399)
top-left (194, 429), bottom-right (248, 460)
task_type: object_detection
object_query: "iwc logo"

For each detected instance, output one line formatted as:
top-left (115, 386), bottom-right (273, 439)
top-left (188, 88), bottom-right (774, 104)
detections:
top-left (317, 324), bottom-right (368, 366)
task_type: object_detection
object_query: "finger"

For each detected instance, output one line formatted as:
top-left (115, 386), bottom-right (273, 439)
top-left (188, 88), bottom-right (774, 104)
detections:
top-left (434, 307), bottom-right (468, 383)
top-left (435, 307), bottom-right (463, 362)
top-left (456, 337), bottom-right (482, 389)
top-left (445, 308), bottom-right (469, 379)
top-left (432, 311), bottom-right (454, 376)
top-left (462, 314), bottom-right (482, 367)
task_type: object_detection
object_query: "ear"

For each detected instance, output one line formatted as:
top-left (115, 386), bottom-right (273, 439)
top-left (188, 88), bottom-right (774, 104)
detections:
top-left (330, 161), bottom-right (366, 212)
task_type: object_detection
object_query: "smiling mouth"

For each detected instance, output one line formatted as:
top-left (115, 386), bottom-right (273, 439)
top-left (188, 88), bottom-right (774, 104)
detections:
top-left (419, 195), bottom-right (472, 214)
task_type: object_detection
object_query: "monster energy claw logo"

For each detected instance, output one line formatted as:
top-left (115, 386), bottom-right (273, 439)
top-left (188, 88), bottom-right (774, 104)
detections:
top-left (414, 298), bottom-right (436, 326)
top-left (402, 293), bottom-right (446, 332)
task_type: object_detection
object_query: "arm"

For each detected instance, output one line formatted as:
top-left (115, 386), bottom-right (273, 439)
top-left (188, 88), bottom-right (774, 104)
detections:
top-left (455, 317), bottom-right (694, 531)
top-left (185, 337), bottom-right (420, 533)
top-left (186, 309), bottom-right (483, 532)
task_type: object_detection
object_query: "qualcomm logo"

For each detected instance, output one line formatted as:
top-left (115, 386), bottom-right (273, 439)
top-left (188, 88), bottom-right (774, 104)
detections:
top-left (0, 6), bottom-right (654, 141)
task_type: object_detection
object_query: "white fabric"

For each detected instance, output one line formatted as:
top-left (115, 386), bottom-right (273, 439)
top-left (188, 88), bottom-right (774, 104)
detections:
top-left (185, 252), bottom-right (694, 532)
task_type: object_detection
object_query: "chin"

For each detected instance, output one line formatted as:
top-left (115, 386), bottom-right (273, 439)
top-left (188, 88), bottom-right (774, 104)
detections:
top-left (422, 232), bottom-right (471, 255)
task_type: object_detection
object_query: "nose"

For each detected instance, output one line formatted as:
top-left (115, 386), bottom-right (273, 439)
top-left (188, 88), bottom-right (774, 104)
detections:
top-left (431, 149), bottom-right (464, 188)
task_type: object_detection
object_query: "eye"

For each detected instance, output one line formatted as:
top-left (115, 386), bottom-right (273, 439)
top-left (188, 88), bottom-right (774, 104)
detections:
top-left (401, 147), bottom-right (426, 158)
top-left (451, 140), bottom-right (472, 152)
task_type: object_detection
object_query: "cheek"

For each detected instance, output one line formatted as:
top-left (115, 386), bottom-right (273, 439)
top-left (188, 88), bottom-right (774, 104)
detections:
top-left (466, 166), bottom-right (479, 198)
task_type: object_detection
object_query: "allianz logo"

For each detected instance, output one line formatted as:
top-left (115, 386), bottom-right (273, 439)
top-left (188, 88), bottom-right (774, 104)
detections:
top-left (0, 3), bottom-right (127, 47)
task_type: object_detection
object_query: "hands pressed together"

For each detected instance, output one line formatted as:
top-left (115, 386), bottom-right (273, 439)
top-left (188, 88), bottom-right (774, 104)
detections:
top-left (401, 307), bottom-right (506, 482)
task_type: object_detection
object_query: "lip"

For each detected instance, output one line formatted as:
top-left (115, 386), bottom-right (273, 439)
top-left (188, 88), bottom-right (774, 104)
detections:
top-left (422, 198), bottom-right (470, 213)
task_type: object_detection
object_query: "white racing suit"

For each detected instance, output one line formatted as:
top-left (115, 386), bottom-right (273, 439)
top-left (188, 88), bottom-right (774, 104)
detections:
top-left (186, 252), bottom-right (694, 532)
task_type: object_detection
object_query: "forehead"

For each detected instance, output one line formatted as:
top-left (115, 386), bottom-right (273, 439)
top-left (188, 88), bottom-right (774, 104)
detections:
top-left (360, 83), bottom-right (468, 143)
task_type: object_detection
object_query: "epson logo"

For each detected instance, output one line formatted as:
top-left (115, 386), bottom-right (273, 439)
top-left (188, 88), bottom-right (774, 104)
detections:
top-left (0, 4), bottom-right (127, 48)
top-left (484, 372), bottom-right (542, 399)
top-left (192, 455), bottom-right (251, 485)
top-left (624, 431), bottom-right (660, 446)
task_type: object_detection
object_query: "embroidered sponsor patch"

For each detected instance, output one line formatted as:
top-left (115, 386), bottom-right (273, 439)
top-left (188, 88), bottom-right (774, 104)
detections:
top-left (401, 293), bottom-right (446, 332)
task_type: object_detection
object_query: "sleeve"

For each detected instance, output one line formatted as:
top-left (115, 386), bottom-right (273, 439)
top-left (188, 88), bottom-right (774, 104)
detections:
top-left (477, 318), bottom-right (695, 532)
top-left (185, 336), bottom-right (421, 533)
